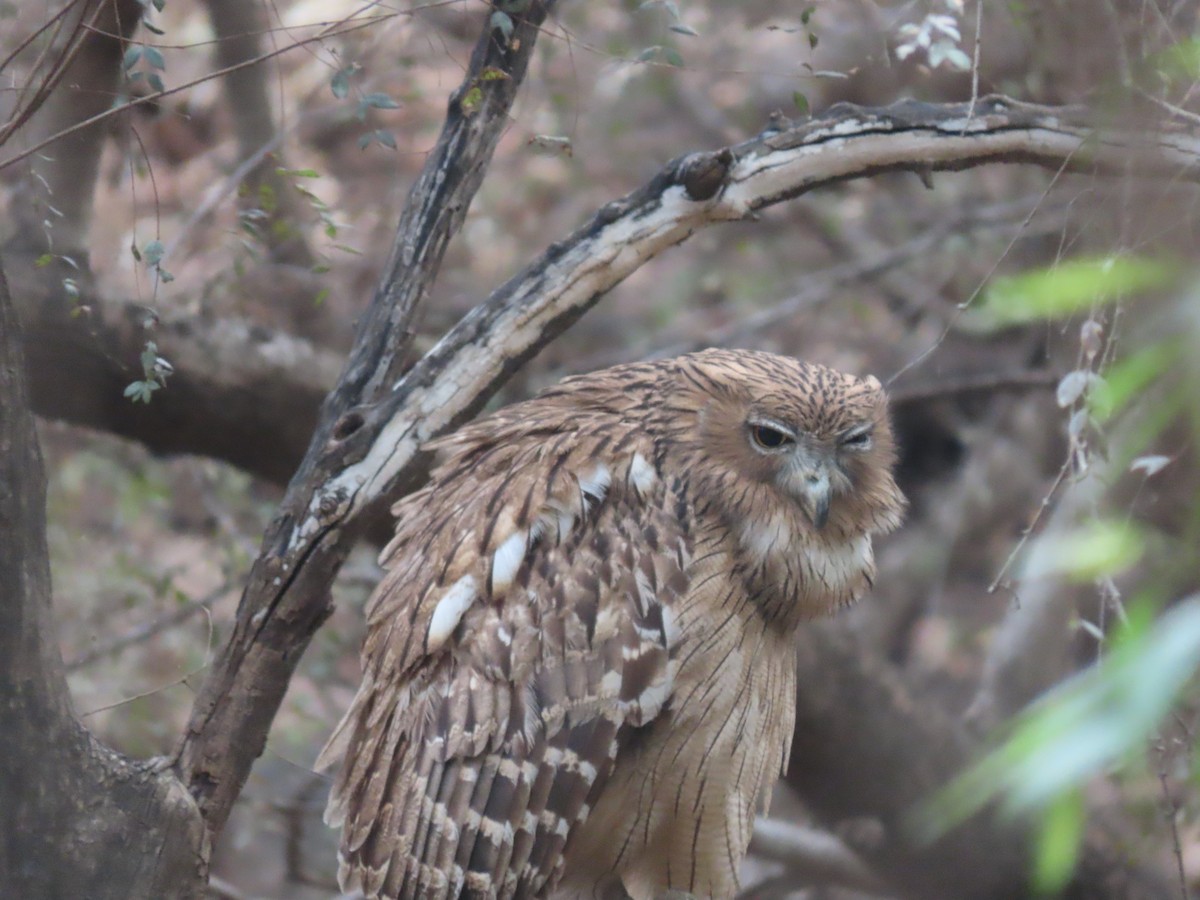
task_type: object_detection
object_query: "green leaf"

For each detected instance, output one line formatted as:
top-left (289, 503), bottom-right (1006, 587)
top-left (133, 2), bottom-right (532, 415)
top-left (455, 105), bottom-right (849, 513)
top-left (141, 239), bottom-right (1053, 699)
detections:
top-left (792, 91), bottom-right (810, 116)
top-left (361, 91), bottom-right (399, 109)
top-left (123, 46), bottom-right (142, 70)
top-left (143, 46), bottom-right (165, 70)
top-left (142, 239), bottom-right (165, 267)
top-left (140, 342), bottom-right (159, 372)
top-left (668, 23), bottom-right (698, 36)
top-left (123, 380), bottom-right (159, 403)
top-left (921, 597), bottom-right (1200, 838)
top-left (1022, 519), bottom-right (1144, 583)
top-left (1157, 38), bottom-right (1200, 81)
top-left (965, 256), bottom-right (1176, 330)
top-left (664, 47), bottom-right (684, 67)
top-left (1088, 340), bottom-right (1181, 422)
top-left (1033, 791), bottom-right (1084, 891)
top-left (330, 67), bottom-right (352, 99)
top-left (461, 86), bottom-right (484, 114)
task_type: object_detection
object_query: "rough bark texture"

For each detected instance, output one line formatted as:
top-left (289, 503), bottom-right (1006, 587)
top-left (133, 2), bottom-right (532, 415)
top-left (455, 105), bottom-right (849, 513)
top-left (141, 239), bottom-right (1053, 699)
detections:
top-left (0, 255), bottom-right (207, 898)
top-left (174, 0), bottom-right (561, 838)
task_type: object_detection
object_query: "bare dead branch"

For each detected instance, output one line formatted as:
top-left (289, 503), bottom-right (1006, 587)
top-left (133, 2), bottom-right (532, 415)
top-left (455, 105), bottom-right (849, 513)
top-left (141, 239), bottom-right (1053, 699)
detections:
top-left (293, 96), bottom-right (1200, 543)
top-left (65, 582), bottom-right (229, 672)
top-left (0, 11), bottom-right (393, 171)
top-left (173, 0), bottom-right (561, 838)
top-left (164, 89), bottom-right (1196, 885)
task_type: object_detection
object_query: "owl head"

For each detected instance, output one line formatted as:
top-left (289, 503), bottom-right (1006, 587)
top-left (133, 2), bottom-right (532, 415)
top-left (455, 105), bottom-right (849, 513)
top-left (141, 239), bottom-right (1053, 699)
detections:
top-left (667, 348), bottom-right (905, 538)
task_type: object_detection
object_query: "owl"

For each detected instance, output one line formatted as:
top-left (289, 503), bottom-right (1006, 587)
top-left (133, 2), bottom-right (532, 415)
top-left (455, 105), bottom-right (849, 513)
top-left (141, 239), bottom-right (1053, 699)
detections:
top-left (318, 348), bottom-right (905, 899)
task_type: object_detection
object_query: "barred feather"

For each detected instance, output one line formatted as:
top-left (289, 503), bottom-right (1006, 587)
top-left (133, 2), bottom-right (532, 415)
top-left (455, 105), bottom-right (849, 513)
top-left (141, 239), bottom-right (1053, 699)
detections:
top-left (320, 349), bottom-right (905, 900)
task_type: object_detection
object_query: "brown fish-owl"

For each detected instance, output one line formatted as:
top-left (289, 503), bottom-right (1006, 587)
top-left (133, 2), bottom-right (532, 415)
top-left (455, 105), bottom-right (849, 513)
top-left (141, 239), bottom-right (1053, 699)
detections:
top-left (318, 348), bottom-right (906, 899)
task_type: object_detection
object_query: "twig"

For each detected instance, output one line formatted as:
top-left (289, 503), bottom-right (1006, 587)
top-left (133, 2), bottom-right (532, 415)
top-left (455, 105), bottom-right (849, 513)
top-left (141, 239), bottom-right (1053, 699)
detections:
top-left (890, 369), bottom-right (1058, 406)
top-left (66, 583), bottom-right (228, 671)
top-left (749, 817), bottom-right (886, 894)
top-left (0, 13), bottom-right (393, 171)
top-left (965, 0), bottom-right (982, 123)
top-left (1156, 743), bottom-right (1189, 900)
top-left (80, 602), bottom-right (215, 718)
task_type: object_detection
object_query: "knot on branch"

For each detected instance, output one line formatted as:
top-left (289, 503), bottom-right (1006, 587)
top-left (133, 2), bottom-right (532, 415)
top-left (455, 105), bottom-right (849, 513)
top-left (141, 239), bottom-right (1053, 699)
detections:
top-left (676, 149), bottom-right (735, 201)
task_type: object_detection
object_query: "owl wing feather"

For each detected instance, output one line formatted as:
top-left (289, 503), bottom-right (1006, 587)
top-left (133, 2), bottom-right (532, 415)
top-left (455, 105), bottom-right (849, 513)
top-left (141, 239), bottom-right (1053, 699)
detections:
top-left (320, 409), bottom-right (690, 899)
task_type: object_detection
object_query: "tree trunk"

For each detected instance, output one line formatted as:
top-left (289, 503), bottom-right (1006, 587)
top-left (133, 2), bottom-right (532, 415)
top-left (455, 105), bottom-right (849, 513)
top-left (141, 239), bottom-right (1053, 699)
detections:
top-left (0, 254), bottom-right (207, 899)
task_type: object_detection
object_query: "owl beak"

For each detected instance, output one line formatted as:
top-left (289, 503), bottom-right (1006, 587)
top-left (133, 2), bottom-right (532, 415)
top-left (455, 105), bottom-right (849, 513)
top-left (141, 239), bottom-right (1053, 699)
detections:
top-left (798, 465), bottom-right (832, 530)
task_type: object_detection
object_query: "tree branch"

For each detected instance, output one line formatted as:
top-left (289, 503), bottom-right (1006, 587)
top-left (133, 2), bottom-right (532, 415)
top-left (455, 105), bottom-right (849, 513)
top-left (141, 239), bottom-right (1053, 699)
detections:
top-left (173, 0), bottom-right (561, 838)
top-left (7, 264), bottom-right (339, 484)
top-left (749, 817), bottom-right (886, 894)
top-left (17, 99), bottom-right (1199, 491)
top-left (172, 90), bottom-right (1199, 841)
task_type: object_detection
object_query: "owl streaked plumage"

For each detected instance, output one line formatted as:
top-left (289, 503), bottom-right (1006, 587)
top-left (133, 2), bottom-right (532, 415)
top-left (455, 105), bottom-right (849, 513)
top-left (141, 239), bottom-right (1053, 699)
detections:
top-left (318, 348), bottom-right (905, 899)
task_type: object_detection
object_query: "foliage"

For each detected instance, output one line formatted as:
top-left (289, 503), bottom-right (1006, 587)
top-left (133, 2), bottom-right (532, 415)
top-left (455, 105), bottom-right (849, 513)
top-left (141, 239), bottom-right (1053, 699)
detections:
top-left (921, 250), bottom-right (1200, 889)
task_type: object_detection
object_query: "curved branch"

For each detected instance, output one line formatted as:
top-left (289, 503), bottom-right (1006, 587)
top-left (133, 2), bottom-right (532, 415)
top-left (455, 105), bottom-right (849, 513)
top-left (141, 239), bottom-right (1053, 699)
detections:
top-left (299, 95), bottom-right (1200, 537)
top-left (177, 89), bottom-right (1197, 846)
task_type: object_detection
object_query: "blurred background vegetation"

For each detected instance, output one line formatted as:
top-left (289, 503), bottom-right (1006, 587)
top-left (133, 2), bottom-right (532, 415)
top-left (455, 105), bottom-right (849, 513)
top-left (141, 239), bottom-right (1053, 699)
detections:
top-left (3, 0), bottom-right (1199, 897)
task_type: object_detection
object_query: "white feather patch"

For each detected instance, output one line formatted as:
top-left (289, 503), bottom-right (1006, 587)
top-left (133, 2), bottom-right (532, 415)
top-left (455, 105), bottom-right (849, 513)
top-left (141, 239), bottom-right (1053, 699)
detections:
top-left (661, 604), bottom-right (681, 647)
top-left (809, 534), bottom-right (873, 594)
top-left (739, 516), bottom-right (789, 560)
top-left (578, 463), bottom-right (611, 504)
top-left (426, 574), bottom-right (478, 650)
top-left (491, 530), bottom-right (528, 590)
top-left (628, 452), bottom-right (656, 494)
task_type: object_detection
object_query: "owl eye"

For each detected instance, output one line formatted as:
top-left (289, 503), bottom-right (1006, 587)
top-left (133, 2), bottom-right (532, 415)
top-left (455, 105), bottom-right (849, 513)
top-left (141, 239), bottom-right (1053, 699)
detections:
top-left (840, 427), bottom-right (873, 451)
top-left (748, 422), bottom-right (795, 452)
